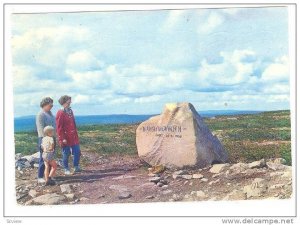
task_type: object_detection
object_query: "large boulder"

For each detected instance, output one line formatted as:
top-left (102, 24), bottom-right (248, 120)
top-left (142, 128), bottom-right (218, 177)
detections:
top-left (136, 102), bottom-right (228, 168)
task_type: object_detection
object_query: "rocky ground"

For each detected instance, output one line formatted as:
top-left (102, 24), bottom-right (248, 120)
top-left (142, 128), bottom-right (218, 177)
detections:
top-left (15, 150), bottom-right (292, 205)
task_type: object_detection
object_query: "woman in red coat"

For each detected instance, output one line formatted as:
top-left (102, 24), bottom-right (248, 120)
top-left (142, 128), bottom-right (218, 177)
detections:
top-left (56, 95), bottom-right (81, 174)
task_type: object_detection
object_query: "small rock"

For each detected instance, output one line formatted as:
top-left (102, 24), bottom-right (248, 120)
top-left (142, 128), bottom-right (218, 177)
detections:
top-left (32, 193), bottom-right (66, 205)
top-left (229, 163), bottom-right (249, 173)
top-left (182, 175), bottom-right (193, 180)
top-left (146, 195), bottom-right (154, 199)
top-left (172, 174), bottom-right (181, 179)
top-left (118, 192), bottom-right (132, 199)
top-left (16, 193), bottom-right (28, 200)
top-left (209, 179), bottom-right (220, 185)
top-left (248, 159), bottom-right (266, 169)
top-left (184, 194), bottom-right (190, 199)
top-left (201, 178), bottom-right (208, 182)
top-left (281, 170), bottom-right (292, 178)
top-left (173, 170), bottom-right (185, 176)
top-left (149, 177), bottom-right (161, 183)
top-left (270, 184), bottom-right (285, 189)
top-left (183, 181), bottom-right (189, 185)
top-left (270, 158), bottom-right (287, 165)
top-left (79, 197), bottom-right (89, 201)
top-left (243, 178), bottom-right (267, 198)
top-left (24, 200), bottom-right (33, 205)
top-left (162, 190), bottom-right (172, 195)
top-left (60, 184), bottom-right (73, 194)
top-left (160, 179), bottom-right (168, 185)
top-left (192, 174), bottom-right (204, 179)
top-left (15, 153), bottom-right (22, 160)
top-left (33, 163), bottom-right (39, 168)
top-left (148, 173), bottom-right (159, 177)
top-left (157, 182), bottom-right (164, 187)
top-left (97, 194), bottom-right (105, 199)
top-left (212, 174), bottom-right (220, 178)
top-left (172, 194), bottom-right (182, 201)
top-left (17, 166), bottom-right (23, 171)
top-left (270, 171), bottom-right (284, 177)
top-left (24, 161), bottom-right (31, 168)
top-left (209, 164), bottom-right (229, 174)
top-left (267, 162), bottom-right (287, 171)
top-left (162, 185), bottom-right (169, 189)
top-left (65, 193), bottom-right (75, 200)
top-left (28, 189), bottom-right (37, 198)
top-left (196, 191), bottom-right (206, 198)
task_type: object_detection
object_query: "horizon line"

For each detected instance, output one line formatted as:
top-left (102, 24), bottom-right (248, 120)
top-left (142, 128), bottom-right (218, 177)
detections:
top-left (14, 109), bottom-right (291, 119)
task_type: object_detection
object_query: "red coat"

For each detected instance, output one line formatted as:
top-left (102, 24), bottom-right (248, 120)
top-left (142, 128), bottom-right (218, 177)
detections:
top-left (56, 109), bottom-right (80, 147)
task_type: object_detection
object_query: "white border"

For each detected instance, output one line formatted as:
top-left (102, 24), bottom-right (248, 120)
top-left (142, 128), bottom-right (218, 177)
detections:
top-left (2, 2), bottom-right (298, 221)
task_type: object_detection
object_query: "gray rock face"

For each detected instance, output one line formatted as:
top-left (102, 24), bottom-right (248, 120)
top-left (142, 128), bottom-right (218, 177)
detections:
top-left (21, 152), bottom-right (40, 164)
top-left (28, 189), bottom-right (37, 198)
top-left (248, 159), bottom-right (266, 169)
top-left (136, 102), bottom-right (228, 168)
top-left (118, 192), bottom-right (132, 199)
top-left (243, 178), bottom-right (268, 198)
top-left (32, 193), bottom-right (66, 205)
top-left (60, 184), bottom-right (73, 194)
top-left (209, 163), bottom-right (230, 173)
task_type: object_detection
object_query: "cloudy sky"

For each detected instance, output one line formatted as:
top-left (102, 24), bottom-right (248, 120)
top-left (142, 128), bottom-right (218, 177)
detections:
top-left (11, 7), bottom-right (290, 117)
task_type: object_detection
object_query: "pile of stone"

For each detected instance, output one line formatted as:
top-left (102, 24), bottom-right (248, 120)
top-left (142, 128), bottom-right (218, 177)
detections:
top-left (15, 152), bottom-right (39, 170)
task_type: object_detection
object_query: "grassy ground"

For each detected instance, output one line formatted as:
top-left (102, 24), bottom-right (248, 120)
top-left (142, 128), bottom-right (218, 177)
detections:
top-left (14, 110), bottom-right (291, 165)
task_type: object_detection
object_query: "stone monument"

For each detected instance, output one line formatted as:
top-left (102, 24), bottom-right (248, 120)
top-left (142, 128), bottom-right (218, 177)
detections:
top-left (136, 102), bottom-right (228, 168)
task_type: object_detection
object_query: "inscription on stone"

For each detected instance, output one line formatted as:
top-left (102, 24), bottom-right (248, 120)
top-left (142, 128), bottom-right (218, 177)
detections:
top-left (141, 125), bottom-right (184, 138)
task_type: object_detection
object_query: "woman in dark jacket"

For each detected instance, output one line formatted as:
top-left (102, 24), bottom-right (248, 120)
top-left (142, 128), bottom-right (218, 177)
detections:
top-left (36, 97), bottom-right (56, 185)
top-left (56, 95), bottom-right (81, 174)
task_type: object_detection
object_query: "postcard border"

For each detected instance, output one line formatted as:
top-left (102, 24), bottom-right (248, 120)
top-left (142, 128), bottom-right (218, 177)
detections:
top-left (2, 2), bottom-right (298, 218)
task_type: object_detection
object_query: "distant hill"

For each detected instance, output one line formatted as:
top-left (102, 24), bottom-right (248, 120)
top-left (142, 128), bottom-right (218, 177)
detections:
top-left (14, 110), bottom-right (266, 132)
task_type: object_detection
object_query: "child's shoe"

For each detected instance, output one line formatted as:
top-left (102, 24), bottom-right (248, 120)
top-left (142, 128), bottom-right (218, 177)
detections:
top-left (64, 169), bottom-right (71, 175)
top-left (37, 178), bottom-right (45, 184)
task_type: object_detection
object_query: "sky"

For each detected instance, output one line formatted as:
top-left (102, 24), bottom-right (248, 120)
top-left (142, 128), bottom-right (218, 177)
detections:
top-left (11, 7), bottom-right (290, 117)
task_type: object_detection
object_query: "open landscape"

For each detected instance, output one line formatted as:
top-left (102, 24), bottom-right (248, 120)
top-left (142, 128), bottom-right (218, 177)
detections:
top-left (14, 110), bottom-right (292, 205)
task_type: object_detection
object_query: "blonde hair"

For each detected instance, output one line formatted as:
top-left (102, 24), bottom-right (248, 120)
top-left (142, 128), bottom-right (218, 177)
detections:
top-left (43, 126), bottom-right (54, 135)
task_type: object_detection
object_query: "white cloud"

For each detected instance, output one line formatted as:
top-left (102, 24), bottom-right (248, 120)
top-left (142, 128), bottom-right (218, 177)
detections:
top-left (197, 49), bottom-right (258, 87)
top-left (65, 69), bottom-right (111, 90)
top-left (12, 26), bottom-right (91, 67)
top-left (198, 12), bottom-right (224, 34)
top-left (66, 50), bottom-right (104, 71)
top-left (134, 95), bottom-right (161, 103)
top-left (162, 10), bottom-right (187, 31)
top-left (261, 55), bottom-right (289, 82)
top-left (10, 9), bottom-right (290, 116)
top-left (73, 94), bottom-right (91, 104)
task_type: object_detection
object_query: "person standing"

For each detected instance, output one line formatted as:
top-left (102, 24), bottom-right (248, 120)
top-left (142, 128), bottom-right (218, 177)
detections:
top-left (41, 126), bottom-right (57, 185)
top-left (56, 95), bottom-right (81, 175)
top-left (36, 97), bottom-right (56, 185)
